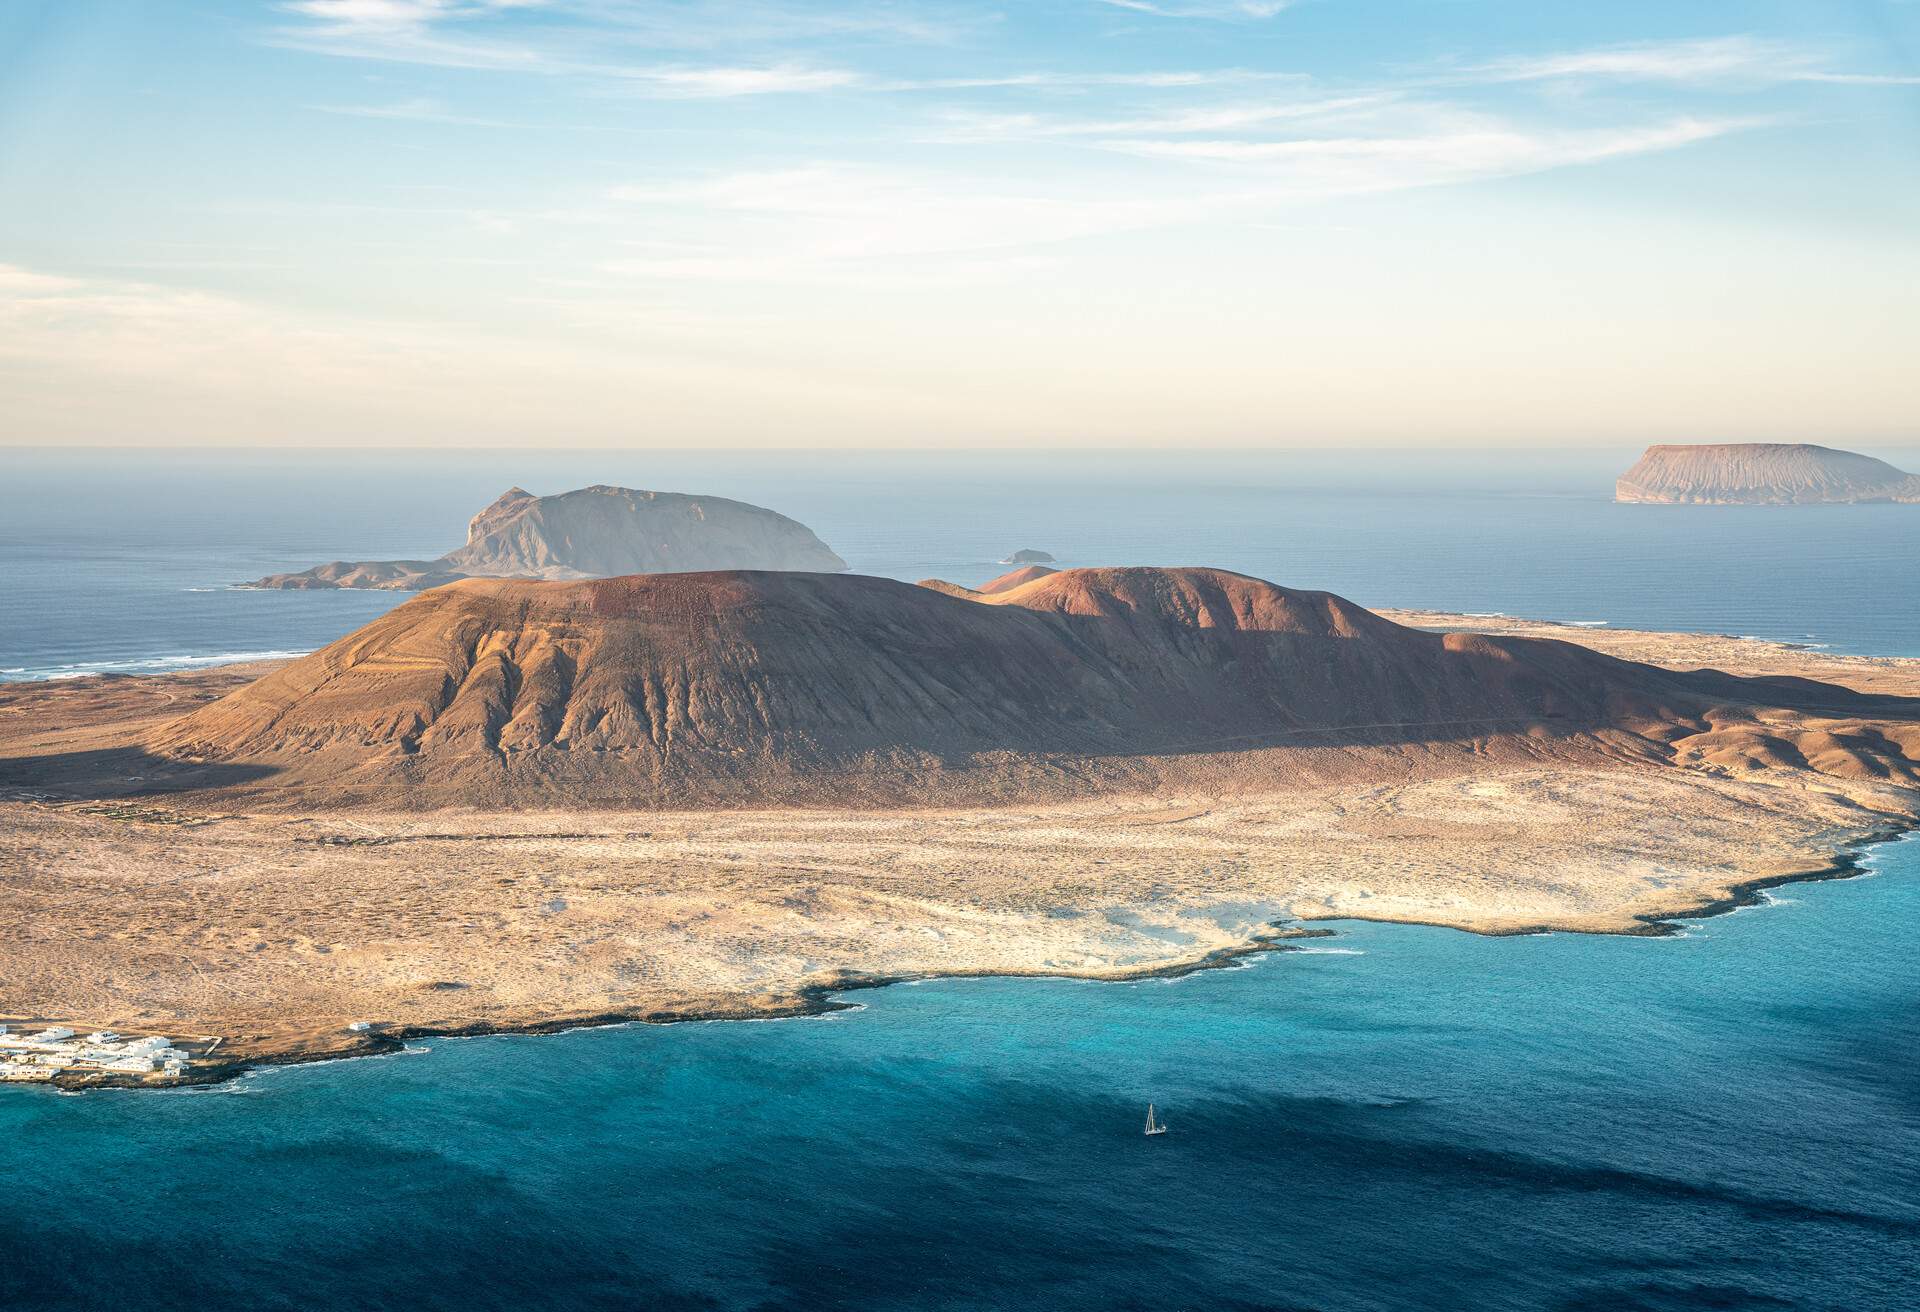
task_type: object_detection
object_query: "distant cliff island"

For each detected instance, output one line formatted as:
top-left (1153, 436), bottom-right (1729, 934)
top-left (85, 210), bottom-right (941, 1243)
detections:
top-left (247, 485), bottom-right (848, 590)
top-left (1617, 443), bottom-right (1920, 505)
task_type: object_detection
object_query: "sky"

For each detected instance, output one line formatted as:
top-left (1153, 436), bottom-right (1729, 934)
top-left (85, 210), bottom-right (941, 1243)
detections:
top-left (0, 0), bottom-right (1916, 449)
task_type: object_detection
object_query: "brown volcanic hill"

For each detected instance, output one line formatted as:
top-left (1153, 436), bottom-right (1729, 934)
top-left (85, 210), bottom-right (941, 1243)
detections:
top-left (978, 564), bottom-right (1059, 593)
top-left (1617, 444), bottom-right (1920, 505)
top-left (148, 567), bottom-right (1920, 809)
top-left (249, 485), bottom-right (848, 590)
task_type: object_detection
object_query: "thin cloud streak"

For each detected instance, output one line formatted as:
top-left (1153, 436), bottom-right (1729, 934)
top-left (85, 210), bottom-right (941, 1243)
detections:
top-left (272, 7), bottom-right (1918, 108)
top-left (306, 96), bottom-right (537, 125)
top-left (270, 0), bottom-right (1297, 94)
top-left (926, 94), bottom-right (1401, 143)
top-left (0, 259), bottom-right (1010, 445)
top-left (1462, 35), bottom-right (1919, 88)
top-left (598, 112), bottom-right (1759, 287)
top-left (1093, 0), bottom-right (1294, 17)
top-left (1095, 117), bottom-right (1759, 185)
top-left (269, 0), bottom-right (969, 86)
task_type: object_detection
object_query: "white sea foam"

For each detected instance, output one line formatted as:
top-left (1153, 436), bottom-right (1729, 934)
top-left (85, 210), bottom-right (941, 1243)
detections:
top-left (1722, 890), bottom-right (1797, 917)
top-left (0, 649), bottom-right (309, 682)
top-left (1568, 620), bottom-right (1608, 628)
top-left (811, 1005), bottom-right (868, 1020)
top-left (696, 1002), bottom-right (869, 1025)
top-left (1293, 947), bottom-right (1365, 955)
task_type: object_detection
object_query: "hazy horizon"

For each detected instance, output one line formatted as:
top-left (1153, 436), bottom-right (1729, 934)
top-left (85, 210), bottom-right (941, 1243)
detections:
top-left (2, 1), bottom-right (1917, 449)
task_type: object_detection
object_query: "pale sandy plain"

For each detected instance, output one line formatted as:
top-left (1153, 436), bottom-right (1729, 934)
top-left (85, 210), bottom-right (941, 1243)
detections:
top-left (2, 614), bottom-right (1917, 1083)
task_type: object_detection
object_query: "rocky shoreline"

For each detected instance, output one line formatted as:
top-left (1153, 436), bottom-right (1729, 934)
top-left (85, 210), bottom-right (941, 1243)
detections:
top-left (27, 826), bottom-right (1917, 1094)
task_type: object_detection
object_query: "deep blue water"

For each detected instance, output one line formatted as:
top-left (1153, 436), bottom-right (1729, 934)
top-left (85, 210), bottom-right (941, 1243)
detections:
top-left (3, 445), bottom-right (1920, 677)
top-left (3, 838), bottom-right (1916, 1312)
top-left (3, 446), bottom-right (1919, 1310)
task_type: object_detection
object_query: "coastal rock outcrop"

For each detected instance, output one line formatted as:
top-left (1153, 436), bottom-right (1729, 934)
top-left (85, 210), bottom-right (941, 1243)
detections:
top-left (151, 566), bottom-right (1920, 809)
top-left (1616, 444), bottom-right (1920, 505)
top-left (999, 549), bottom-right (1056, 565)
top-left (248, 485), bottom-right (848, 589)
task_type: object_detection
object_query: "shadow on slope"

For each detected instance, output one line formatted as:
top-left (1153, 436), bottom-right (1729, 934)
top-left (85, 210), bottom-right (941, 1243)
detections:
top-left (138, 568), bottom-right (1920, 807)
top-left (0, 746), bottom-right (279, 801)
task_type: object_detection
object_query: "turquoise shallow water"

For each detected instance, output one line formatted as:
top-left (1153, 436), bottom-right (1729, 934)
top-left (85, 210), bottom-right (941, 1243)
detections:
top-left (4, 837), bottom-right (1916, 1311)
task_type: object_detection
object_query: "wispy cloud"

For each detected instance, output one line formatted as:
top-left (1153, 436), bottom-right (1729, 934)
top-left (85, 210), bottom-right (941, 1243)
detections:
top-left (519, 0), bottom-right (977, 49)
top-left (284, 0), bottom-right (548, 30)
top-left (921, 85), bottom-right (1762, 202)
top-left (272, 8), bottom-right (1920, 105)
top-left (269, 0), bottom-right (967, 83)
top-left (277, 15), bottom-right (866, 97)
top-left (0, 266), bottom-right (84, 294)
top-left (306, 95), bottom-right (533, 125)
top-left (271, 0), bottom-right (1296, 95)
top-left (1788, 70), bottom-right (1920, 87)
top-left (1097, 116), bottom-right (1756, 186)
top-left (1462, 35), bottom-right (1920, 88)
top-left (240, 15), bottom-right (1863, 285)
top-left (0, 260), bottom-right (418, 394)
top-left (596, 105), bottom-right (1755, 287)
top-left (609, 166), bottom-right (1197, 265)
top-left (927, 94), bottom-right (1398, 143)
top-left (884, 69), bottom-right (1275, 92)
top-left (0, 259), bottom-right (987, 444)
top-left (1093, 0), bottom-right (1294, 17)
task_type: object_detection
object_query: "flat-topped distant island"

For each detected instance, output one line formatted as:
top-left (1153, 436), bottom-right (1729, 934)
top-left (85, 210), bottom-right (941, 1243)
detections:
top-left (1617, 442), bottom-right (1920, 505)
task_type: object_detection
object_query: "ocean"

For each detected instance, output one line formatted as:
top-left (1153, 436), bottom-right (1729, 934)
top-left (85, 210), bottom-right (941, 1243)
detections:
top-left (3, 445), bottom-right (1919, 678)
top-left (1, 446), bottom-right (1917, 1310)
top-left (4, 840), bottom-right (1916, 1311)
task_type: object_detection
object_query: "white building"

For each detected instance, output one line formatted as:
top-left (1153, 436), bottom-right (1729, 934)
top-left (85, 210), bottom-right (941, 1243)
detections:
top-left (0, 1027), bottom-right (193, 1083)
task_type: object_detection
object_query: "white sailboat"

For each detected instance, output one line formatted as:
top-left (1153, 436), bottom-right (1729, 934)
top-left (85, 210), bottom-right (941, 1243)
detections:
top-left (1144, 1103), bottom-right (1168, 1137)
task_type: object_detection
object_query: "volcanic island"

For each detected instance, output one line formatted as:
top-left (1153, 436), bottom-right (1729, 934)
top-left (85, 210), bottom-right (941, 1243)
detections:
top-left (3, 566), bottom-right (1916, 1085)
top-left (246, 484), bottom-right (849, 590)
top-left (1616, 443), bottom-right (1920, 505)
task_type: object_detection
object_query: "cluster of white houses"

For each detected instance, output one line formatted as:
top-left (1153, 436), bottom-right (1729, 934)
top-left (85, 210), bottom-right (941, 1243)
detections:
top-left (0, 1024), bottom-right (191, 1082)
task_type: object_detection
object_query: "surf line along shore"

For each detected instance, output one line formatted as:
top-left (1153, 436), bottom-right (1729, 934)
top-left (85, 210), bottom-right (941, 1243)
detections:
top-left (0, 924), bottom-right (1347, 1090)
top-left (1, 568), bottom-right (1916, 1085)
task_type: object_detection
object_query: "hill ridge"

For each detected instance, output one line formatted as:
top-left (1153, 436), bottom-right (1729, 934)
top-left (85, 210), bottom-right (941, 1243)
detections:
top-left (151, 566), bottom-right (1920, 809)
